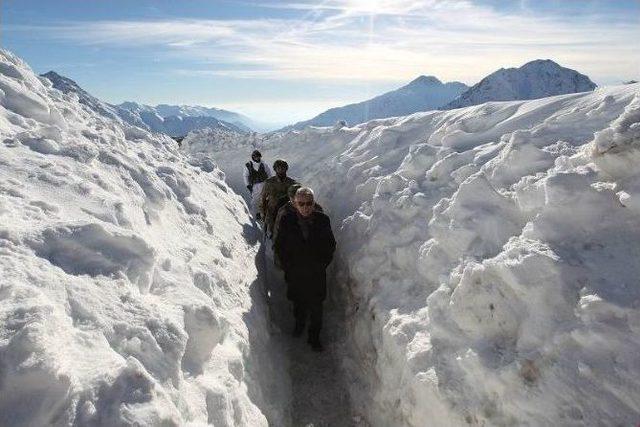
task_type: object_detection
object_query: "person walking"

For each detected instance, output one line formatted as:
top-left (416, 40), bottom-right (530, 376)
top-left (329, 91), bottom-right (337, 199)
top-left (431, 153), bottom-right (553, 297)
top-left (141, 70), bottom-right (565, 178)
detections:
top-left (272, 183), bottom-right (323, 245)
top-left (259, 159), bottom-right (297, 238)
top-left (274, 187), bottom-right (336, 351)
top-left (243, 150), bottom-right (271, 220)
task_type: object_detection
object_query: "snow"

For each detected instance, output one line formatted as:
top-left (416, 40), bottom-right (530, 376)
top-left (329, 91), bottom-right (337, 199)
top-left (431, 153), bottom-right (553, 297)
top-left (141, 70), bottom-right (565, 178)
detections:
top-left (286, 76), bottom-right (467, 130)
top-left (4, 44), bottom-right (640, 426)
top-left (445, 59), bottom-right (597, 109)
top-left (0, 49), bottom-right (289, 426)
top-left (198, 82), bottom-right (640, 425)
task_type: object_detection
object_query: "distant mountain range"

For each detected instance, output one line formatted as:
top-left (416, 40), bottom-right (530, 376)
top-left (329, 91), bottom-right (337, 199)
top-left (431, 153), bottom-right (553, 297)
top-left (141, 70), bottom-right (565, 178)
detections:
top-left (41, 71), bottom-right (257, 136)
top-left (116, 102), bottom-right (265, 134)
top-left (284, 76), bottom-right (468, 130)
top-left (43, 59), bottom-right (598, 137)
top-left (443, 59), bottom-right (597, 109)
top-left (114, 101), bottom-right (247, 136)
top-left (282, 59), bottom-right (597, 131)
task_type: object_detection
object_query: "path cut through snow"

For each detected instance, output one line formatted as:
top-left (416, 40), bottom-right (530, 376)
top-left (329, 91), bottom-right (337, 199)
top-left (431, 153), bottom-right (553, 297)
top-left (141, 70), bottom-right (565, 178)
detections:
top-left (259, 241), bottom-right (362, 427)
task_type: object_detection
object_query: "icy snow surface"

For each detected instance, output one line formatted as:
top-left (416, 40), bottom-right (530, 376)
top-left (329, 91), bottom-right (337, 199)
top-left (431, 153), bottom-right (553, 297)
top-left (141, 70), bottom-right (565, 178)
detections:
top-left (194, 83), bottom-right (640, 425)
top-left (0, 50), bottom-right (290, 426)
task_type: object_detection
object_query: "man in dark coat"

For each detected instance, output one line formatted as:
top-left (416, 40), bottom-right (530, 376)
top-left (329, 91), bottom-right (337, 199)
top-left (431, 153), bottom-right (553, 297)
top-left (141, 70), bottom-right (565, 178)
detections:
top-left (274, 187), bottom-right (336, 351)
top-left (272, 183), bottom-right (323, 245)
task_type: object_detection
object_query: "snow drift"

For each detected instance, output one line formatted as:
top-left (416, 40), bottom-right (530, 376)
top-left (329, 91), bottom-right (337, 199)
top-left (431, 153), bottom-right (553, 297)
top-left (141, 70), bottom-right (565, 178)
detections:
top-left (199, 85), bottom-right (640, 425)
top-left (0, 50), bottom-right (289, 426)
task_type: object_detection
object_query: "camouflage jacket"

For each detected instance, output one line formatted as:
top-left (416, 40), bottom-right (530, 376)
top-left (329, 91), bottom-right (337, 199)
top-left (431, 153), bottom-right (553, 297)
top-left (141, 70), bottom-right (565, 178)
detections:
top-left (259, 175), bottom-right (298, 233)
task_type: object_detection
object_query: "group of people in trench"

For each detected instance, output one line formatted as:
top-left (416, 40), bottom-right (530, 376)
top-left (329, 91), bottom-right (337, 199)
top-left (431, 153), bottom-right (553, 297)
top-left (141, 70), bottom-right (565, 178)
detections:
top-left (243, 150), bottom-right (336, 352)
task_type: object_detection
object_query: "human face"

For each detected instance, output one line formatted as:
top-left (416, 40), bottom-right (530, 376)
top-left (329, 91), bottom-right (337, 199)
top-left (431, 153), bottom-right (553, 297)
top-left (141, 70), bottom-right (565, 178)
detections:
top-left (252, 154), bottom-right (261, 162)
top-left (295, 195), bottom-right (314, 218)
top-left (275, 165), bottom-right (287, 177)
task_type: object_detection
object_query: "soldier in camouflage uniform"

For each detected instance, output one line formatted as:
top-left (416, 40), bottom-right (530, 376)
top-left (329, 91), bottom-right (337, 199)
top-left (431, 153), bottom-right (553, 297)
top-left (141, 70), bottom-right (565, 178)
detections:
top-left (259, 159), bottom-right (297, 238)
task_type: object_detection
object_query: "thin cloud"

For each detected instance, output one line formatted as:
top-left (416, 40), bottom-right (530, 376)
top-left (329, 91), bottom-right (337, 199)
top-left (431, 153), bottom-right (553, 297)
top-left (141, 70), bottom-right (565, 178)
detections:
top-left (15, 0), bottom-right (640, 84)
top-left (254, 0), bottom-right (429, 16)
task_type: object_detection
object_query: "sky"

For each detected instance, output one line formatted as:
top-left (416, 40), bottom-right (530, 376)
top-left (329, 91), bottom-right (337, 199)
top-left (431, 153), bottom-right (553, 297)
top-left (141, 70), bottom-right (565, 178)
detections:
top-left (1, 0), bottom-right (639, 127)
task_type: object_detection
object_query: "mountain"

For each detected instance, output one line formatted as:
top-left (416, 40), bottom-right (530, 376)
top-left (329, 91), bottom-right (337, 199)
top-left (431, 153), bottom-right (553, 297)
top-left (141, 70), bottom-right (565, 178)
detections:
top-left (114, 101), bottom-right (247, 136)
top-left (117, 101), bottom-right (265, 133)
top-left (41, 71), bottom-right (136, 125)
top-left (284, 76), bottom-right (468, 130)
top-left (41, 71), bottom-right (249, 136)
top-left (443, 59), bottom-right (597, 109)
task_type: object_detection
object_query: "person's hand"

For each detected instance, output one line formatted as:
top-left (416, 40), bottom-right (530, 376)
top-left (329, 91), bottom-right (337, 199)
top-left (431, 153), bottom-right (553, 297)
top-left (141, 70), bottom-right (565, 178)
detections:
top-left (247, 184), bottom-right (253, 193)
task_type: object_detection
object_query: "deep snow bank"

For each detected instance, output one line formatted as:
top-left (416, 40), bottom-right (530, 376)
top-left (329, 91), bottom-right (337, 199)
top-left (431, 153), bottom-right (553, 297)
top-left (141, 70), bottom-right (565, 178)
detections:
top-left (0, 50), bottom-right (289, 426)
top-left (197, 85), bottom-right (640, 425)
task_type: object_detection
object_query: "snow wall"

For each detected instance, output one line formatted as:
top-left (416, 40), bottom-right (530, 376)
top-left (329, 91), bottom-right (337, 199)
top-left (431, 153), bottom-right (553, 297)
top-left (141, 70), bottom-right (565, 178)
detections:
top-left (196, 84), bottom-right (640, 425)
top-left (0, 50), bottom-right (290, 426)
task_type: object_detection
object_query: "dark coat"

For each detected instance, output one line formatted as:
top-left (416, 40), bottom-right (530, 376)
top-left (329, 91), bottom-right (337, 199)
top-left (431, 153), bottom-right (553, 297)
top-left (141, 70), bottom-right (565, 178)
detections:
top-left (272, 201), bottom-right (324, 245)
top-left (274, 209), bottom-right (336, 302)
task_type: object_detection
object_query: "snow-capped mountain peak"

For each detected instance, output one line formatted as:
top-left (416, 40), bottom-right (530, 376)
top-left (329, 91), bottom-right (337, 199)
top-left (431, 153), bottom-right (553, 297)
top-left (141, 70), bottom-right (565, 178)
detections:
top-left (444, 59), bottom-right (597, 109)
top-left (41, 71), bottom-right (82, 93)
top-left (41, 70), bottom-right (127, 123)
top-left (284, 75), bottom-right (468, 130)
top-left (407, 75), bottom-right (443, 86)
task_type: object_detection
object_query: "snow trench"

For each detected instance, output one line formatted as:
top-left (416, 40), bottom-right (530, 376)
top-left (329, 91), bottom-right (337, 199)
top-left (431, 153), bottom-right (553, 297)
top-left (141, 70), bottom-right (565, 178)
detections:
top-left (201, 84), bottom-right (640, 426)
top-left (3, 46), bottom-right (640, 426)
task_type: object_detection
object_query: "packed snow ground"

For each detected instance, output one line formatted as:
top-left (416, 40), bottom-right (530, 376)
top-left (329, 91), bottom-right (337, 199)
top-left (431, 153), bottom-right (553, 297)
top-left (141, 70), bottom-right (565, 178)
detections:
top-left (191, 83), bottom-right (640, 425)
top-left (260, 242), bottom-right (358, 427)
top-left (0, 50), bottom-right (290, 426)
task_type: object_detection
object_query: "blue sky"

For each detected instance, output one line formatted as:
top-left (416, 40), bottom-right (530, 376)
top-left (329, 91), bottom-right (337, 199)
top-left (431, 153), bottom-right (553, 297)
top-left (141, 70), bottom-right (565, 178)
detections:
top-left (2, 0), bottom-right (639, 126)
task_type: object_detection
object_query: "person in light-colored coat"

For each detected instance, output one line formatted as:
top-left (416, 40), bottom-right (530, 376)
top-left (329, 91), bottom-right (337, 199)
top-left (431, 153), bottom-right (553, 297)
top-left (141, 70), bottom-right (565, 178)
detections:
top-left (243, 150), bottom-right (271, 219)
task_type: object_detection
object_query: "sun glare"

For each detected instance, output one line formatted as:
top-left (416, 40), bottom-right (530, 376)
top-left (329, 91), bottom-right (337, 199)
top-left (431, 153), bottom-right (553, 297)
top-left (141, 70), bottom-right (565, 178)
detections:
top-left (345, 0), bottom-right (391, 15)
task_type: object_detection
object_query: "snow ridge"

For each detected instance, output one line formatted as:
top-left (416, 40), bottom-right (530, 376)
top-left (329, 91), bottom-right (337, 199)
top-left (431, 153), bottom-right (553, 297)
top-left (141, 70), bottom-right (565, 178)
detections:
top-left (203, 82), bottom-right (640, 426)
top-left (1, 49), bottom-right (288, 426)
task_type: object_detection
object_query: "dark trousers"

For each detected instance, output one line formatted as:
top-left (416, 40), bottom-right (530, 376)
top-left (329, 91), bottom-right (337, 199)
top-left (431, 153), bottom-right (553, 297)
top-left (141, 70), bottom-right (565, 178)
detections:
top-left (293, 298), bottom-right (323, 341)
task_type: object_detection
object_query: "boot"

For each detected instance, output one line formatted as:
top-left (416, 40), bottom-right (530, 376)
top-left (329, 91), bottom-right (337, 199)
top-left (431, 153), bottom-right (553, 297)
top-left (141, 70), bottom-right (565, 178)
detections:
top-left (307, 335), bottom-right (323, 352)
top-left (292, 322), bottom-right (304, 337)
